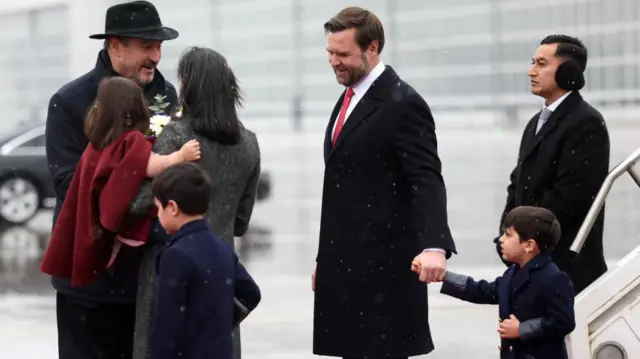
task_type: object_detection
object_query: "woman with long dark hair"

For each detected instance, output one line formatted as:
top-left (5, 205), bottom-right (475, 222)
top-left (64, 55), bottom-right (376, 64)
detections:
top-left (131, 47), bottom-right (261, 359)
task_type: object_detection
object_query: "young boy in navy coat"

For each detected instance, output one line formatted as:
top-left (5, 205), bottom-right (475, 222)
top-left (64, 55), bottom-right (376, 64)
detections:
top-left (148, 163), bottom-right (261, 359)
top-left (424, 206), bottom-right (575, 359)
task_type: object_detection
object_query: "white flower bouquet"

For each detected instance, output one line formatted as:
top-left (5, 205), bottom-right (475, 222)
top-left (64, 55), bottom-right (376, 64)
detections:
top-left (148, 114), bottom-right (170, 137)
top-left (147, 94), bottom-right (171, 138)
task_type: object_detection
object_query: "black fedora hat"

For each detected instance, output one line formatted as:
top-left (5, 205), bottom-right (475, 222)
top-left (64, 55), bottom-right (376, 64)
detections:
top-left (89, 1), bottom-right (178, 41)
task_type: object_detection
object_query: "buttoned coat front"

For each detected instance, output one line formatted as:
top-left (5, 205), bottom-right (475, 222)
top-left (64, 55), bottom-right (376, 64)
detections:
top-left (313, 66), bottom-right (456, 358)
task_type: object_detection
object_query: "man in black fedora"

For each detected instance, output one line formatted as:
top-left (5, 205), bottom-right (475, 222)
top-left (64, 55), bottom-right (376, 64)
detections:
top-left (43, 1), bottom-right (178, 358)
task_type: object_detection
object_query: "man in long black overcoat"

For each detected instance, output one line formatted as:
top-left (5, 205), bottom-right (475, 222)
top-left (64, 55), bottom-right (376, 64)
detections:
top-left (312, 7), bottom-right (457, 359)
top-left (494, 35), bottom-right (610, 295)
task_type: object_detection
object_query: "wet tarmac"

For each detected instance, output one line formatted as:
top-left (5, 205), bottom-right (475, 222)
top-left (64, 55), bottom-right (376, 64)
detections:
top-left (1, 124), bottom-right (639, 358)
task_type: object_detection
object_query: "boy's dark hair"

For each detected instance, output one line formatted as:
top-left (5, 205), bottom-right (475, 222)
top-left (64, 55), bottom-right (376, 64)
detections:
top-left (85, 77), bottom-right (150, 149)
top-left (503, 206), bottom-right (561, 252)
top-left (324, 6), bottom-right (385, 54)
top-left (152, 162), bottom-right (211, 216)
top-left (540, 34), bottom-right (588, 72)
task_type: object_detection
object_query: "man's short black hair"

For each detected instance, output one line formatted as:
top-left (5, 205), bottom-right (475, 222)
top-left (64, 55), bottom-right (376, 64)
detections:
top-left (540, 34), bottom-right (588, 72)
top-left (152, 162), bottom-right (211, 216)
top-left (503, 206), bottom-right (561, 253)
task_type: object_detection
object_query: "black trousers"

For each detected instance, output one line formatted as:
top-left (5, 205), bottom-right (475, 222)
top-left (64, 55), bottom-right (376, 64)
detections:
top-left (343, 357), bottom-right (408, 359)
top-left (56, 292), bottom-right (136, 359)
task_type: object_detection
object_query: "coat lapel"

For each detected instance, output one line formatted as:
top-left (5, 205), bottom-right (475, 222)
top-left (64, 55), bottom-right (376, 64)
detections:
top-left (499, 254), bottom-right (552, 318)
top-left (511, 253), bottom-right (553, 296)
top-left (509, 266), bottom-right (531, 296)
top-left (520, 91), bottom-right (582, 161)
top-left (324, 97), bottom-right (343, 162)
top-left (324, 66), bottom-right (399, 162)
top-left (498, 266), bottom-right (516, 319)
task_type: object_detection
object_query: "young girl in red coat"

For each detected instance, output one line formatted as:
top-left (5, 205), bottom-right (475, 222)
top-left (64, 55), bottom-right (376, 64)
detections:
top-left (41, 76), bottom-right (201, 287)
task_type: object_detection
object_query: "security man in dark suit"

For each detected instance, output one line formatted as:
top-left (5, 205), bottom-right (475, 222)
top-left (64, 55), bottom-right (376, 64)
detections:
top-left (495, 34), bottom-right (610, 294)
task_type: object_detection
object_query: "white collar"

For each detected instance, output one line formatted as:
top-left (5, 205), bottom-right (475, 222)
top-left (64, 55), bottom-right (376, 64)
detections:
top-left (545, 91), bottom-right (572, 112)
top-left (350, 61), bottom-right (386, 97)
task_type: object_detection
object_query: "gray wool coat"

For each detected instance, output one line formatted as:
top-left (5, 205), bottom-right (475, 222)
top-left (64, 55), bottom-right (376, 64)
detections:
top-left (129, 119), bottom-right (261, 359)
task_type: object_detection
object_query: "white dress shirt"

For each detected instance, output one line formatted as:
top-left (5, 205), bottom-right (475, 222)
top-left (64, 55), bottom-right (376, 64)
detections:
top-left (331, 61), bottom-right (386, 137)
top-left (536, 91), bottom-right (572, 133)
top-left (331, 61), bottom-right (445, 255)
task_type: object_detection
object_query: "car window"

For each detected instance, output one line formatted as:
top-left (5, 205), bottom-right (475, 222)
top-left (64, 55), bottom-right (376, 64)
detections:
top-left (18, 134), bottom-right (45, 148)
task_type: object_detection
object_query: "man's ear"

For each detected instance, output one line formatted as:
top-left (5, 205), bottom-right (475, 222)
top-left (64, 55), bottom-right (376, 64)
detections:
top-left (107, 37), bottom-right (128, 57)
top-left (368, 40), bottom-right (379, 55)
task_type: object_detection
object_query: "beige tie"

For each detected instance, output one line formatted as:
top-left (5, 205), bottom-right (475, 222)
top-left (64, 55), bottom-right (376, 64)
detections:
top-left (535, 108), bottom-right (552, 134)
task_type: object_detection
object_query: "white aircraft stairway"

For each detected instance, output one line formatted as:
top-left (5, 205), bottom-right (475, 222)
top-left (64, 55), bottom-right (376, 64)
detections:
top-left (567, 147), bottom-right (640, 359)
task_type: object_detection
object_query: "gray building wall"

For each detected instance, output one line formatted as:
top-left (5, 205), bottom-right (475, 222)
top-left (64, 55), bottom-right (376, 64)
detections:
top-left (151, 0), bottom-right (640, 126)
top-left (1, 0), bottom-right (639, 127)
top-left (0, 5), bottom-right (70, 128)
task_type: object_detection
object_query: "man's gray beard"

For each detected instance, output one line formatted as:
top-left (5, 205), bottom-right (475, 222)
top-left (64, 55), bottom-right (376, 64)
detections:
top-left (138, 74), bottom-right (154, 86)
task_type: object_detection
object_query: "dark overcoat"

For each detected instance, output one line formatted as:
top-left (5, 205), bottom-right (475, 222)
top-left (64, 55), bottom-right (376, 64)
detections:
top-left (313, 66), bottom-right (457, 358)
top-left (496, 91), bottom-right (610, 294)
top-left (441, 253), bottom-right (576, 359)
top-left (149, 219), bottom-right (261, 359)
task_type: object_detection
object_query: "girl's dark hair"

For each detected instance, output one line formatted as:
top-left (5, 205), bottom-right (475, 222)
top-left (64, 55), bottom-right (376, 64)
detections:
top-left (85, 77), bottom-right (150, 149)
top-left (177, 47), bottom-right (243, 145)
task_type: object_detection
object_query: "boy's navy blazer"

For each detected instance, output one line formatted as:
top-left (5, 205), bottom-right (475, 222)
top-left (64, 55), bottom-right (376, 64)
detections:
top-left (149, 220), bottom-right (261, 359)
top-left (441, 253), bottom-right (575, 359)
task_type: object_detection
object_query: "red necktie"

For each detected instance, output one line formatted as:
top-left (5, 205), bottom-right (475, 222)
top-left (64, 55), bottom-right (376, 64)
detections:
top-left (332, 87), bottom-right (355, 146)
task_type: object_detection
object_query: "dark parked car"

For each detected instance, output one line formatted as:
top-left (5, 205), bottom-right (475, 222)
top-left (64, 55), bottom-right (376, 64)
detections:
top-left (0, 124), bottom-right (271, 225)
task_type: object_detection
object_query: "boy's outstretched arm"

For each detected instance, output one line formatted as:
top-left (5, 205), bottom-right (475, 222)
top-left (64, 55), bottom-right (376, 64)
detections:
top-left (440, 271), bottom-right (501, 305)
top-left (519, 271), bottom-right (576, 341)
top-left (149, 248), bottom-right (193, 359)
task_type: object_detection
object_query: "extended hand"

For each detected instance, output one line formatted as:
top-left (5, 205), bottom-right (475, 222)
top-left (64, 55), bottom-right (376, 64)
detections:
top-left (497, 314), bottom-right (520, 339)
top-left (411, 250), bottom-right (446, 283)
top-left (180, 139), bottom-right (201, 162)
top-left (311, 266), bottom-right (316, 292)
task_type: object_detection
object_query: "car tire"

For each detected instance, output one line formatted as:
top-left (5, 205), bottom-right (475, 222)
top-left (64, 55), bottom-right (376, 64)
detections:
top-left (0, 176), bottom-right (41, 225)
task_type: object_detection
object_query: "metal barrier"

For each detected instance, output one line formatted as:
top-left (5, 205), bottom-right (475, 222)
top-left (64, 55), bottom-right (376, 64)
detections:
top-left (567, 147), bottom-right (640, 359)
top-left (570, 147), bottom-right (640, 254)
